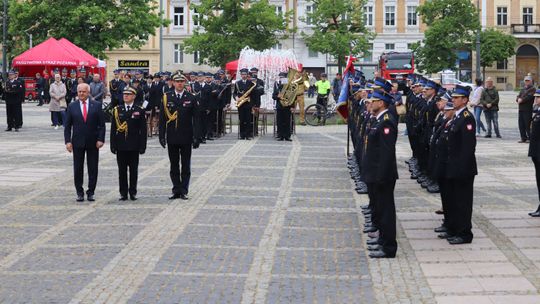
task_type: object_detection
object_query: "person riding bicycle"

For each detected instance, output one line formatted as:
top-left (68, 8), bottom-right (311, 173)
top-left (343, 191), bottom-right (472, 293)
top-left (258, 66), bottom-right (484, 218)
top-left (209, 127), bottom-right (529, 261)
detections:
top-left (315, 73), bottom-right (331, 123)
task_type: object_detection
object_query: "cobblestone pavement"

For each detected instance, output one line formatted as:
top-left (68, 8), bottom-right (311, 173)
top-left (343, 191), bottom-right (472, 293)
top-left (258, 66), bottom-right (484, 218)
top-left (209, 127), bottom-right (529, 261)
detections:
top-left (0, 92), bottom-right (539, 303)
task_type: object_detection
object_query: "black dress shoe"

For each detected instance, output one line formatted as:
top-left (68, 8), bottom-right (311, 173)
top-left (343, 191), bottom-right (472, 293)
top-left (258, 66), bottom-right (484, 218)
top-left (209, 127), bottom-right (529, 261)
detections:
top-left (363, 226), bottom-right (377, 233)
top-left (76, 195), bottom-right (84, 202)
top-left (410, 172), bottom-right (418, 179)
top-left (14, 128), bottom-right (19, 132)
top-left (369, 250), bottom-right (395, 258)
top-left (447, 236), bottom-right (473, 245)
top-left (4, 128), bottom-right (12, 131)
top-left (180, 194), bottom-right (188, 200)
top-left (367, 244), bottom-right (382, 251)
top-left (434, 209), bottom-right (444, 215)
top-left (434, 226), bottom-right (447, 233)
top-left (206, 137), bottom-right (214, 141)
top-left (366, 238), bottom-right (380, 245)
top-left (437, 232), bottom-right (454, 239)
top-left (169, 194), bottom-right (182, 200)
top-left (129, 195), bottom-right (137, 201)
top-left (87, 195), bottom-right (95, 202)
top-left (277, 137), bottom-right (284, 141)
top-left (529, 207), bottom-right (540, 217)
top-left (362, 209), bottom-right (372, 215)
top-left (284, 138), bottom-right (292, 141)
top-left (119, 196), bottom-right (128, 201)
top-left (361, 204), bottom-right (370, 210)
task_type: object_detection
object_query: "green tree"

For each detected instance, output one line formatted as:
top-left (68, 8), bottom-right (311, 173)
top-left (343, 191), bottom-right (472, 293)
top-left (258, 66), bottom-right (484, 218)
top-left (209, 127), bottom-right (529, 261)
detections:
top-left (480, 28), bottom-right (516, 76)
top-left (8, 0), bottom-right (168, 58)
top-left (412, 0), bottom-right (480, 73)
top-left (183, 0), bottom-right (291, 68)
top-left (302, 0), bottom-right (373, 73)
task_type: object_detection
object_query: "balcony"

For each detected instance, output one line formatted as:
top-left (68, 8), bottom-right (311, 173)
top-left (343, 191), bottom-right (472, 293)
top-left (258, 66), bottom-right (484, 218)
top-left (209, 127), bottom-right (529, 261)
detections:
top-left (511, 24), bottom-right (540, 38)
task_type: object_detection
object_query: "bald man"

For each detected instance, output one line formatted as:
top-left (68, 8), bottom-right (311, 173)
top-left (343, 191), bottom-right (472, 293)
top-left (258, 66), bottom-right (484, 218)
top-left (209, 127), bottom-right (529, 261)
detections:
top-left (64, 83), bottom-right (106, 202)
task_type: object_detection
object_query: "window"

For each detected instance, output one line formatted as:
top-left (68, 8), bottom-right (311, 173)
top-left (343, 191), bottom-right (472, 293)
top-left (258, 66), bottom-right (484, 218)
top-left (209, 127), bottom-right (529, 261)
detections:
top-left (173, 7), bottom-right (184, 27)
top-left (192, 8), bottom-right (200, 26)
top-left (193, 51), bottom-right (199, 64)
top-left (364, 6), bottom-right (373, 26)
top-left (173, 44), bottom-right (183, 64)
top-left (407, 6), bottom-right (417, 26)
top-left (497, 7), bottom-right (507, 26)
top-left (272, 43), bottom-right (282, 50)
top-left (275, 5), bottom-right (283, 16)
top-left (496, 59), bottom-right (508, 70)
top-left (306, 5), bottom-right (315, 25)
top-left (385, 43), bottom-right (395, 50)
top-left (308, 49), bottom-right (318, 58)
top-left (385, 6), bottom-right (395, 26)
top-left (523, 7), bottom-right (533, 25)
top-left (497, 77), bottom-right (506, 84)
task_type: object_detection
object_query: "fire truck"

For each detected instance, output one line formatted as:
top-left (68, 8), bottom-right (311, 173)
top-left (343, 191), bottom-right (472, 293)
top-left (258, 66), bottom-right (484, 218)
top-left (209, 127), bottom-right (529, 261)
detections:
top-left (378, 52), bottom-right (415, 80)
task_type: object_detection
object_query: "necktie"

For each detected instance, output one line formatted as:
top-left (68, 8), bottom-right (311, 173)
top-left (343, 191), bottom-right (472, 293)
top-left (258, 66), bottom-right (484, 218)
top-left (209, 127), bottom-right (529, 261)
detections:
top-left (177, 93), bottom-right (181, 99)
top-left (127, 105), bottom-right (130, 112)
top-left (82, 100), bottom-right (87, 122)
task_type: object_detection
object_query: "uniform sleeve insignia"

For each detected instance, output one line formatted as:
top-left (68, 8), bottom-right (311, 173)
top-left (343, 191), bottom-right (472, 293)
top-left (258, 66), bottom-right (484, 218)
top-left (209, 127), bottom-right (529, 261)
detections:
top-left (384, 114), bottom-right (389, 120)
top-left (466, 124), bottom-right (473, 131)
top-left (384, 127), bottom-right (390, 135)
top-left (463, 111), bottom-right (470, 117)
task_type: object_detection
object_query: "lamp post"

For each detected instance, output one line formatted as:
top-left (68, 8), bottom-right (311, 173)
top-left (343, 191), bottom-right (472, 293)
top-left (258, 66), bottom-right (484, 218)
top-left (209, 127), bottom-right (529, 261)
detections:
top-left (475, 0), bottom-right (481, 81)
top-left (24, 30), bottom-right (32, 49)
top-left (159, 0), bottom-right (163, 72)
top-left (2, 0), bottom-right (7, 81)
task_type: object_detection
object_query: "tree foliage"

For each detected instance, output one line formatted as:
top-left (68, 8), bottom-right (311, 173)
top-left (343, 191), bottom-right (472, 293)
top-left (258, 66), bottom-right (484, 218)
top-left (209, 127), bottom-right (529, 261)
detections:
top-left (183, 0), bottom-right (290, 68)
top-left (301, 0), bottom-right (373, 72)
top-left (8, 0), bottom-right (168, 58)
top-left (412, 0), bottom-right (480, 73)
top-left (480, 28), bottom-right (516, 70)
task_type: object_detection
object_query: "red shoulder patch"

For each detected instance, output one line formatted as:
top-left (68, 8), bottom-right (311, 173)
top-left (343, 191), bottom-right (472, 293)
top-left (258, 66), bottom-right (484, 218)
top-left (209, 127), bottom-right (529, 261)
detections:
top-left (466, 124), bottom-right (473, 131)
top-left (384, 128), bottom-right (390, 135)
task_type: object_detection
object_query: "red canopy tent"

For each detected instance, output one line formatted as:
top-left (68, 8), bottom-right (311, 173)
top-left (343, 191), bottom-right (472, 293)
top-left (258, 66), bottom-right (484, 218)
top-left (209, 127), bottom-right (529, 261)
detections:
top-left (12, 37), bottom-right (102, 78)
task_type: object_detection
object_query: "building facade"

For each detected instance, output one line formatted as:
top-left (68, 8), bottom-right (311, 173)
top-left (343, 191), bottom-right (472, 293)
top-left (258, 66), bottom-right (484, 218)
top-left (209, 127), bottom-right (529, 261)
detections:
top-left (479, 0), bottom-right (540, 90)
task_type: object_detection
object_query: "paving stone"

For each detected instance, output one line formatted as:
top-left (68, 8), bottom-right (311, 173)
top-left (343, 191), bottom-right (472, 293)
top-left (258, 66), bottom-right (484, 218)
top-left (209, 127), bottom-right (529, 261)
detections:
top-left (191, 209), bottom-right (271, 226)
top-left (0, 226), bottom-right (49, 245)
top-left (278, 228), bottom-right (362, 249)
top-left (0, 274), bottom-right (95, 304)
top-left (272, 248), bottom-right (366, 276)
top-left (76, 208), bottom-right (163, 224)
top-left (9, 246), bottom-right (123, 271)
top-left (0, 209), bottom-right (78, 225)
top-left (284, 211), bottom-right (359, 229)
top-left (128, 274), bottom-right (246, 304)
top-left (173, 224), bottom-right (265, 247)
top-left (154, 247), bottom-right (255, 274)
top-left (206, 195), bottom-right (278, 207)
top-left (49, 224), bottom-right (145, 245)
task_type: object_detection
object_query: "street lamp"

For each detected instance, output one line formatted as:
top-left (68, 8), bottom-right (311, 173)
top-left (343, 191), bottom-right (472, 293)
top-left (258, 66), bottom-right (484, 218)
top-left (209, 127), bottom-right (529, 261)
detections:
top-left (24, 29), bottom-right (32, 49)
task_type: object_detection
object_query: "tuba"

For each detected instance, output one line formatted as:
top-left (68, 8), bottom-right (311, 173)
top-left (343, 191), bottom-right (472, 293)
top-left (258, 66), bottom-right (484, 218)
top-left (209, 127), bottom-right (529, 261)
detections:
top-left (278, 68), bottom-right (308, 107)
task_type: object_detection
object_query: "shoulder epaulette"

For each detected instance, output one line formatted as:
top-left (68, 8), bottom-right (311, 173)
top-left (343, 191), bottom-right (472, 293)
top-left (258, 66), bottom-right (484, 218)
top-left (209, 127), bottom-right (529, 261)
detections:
top-left (463, 111), bottom-right (470, 117)
top-left (384, 113), bottom-right (389, 120)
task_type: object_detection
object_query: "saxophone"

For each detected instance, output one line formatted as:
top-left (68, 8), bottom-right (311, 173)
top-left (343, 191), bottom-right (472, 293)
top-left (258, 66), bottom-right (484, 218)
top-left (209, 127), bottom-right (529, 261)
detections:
top-left (236, 80), bottom-right (257, 108)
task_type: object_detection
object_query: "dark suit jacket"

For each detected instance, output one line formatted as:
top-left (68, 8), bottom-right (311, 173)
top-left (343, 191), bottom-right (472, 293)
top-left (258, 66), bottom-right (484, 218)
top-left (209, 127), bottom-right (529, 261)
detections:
top-left (446, 109), bottom-right (477, 179)
top-left (110, 104), bottom-right (147, 152)
top-left (529, 111), bottom-right (540, 159)
top-left (159, 90), bottom-right (200, 145)
top-left (361, 111), bottom-right (398, 183)
top-left (64, 99), bottom-right (106, 148)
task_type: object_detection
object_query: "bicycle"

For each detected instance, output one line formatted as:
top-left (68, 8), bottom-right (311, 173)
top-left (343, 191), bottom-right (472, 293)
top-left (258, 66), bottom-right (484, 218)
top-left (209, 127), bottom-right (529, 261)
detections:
top-left (304, 95), bottom-right (338, 126)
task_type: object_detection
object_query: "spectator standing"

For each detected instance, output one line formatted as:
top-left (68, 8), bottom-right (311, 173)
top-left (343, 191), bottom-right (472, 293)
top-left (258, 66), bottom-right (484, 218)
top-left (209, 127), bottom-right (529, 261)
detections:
top-left (89, 74), bottom-right (106, 103)
top-left (35, 73), bottom-right (45, 106)
top-left (332, 73), bottom-right (342, 102)
top-left (480, 77), bottom-right (501, 138)
top-left (308, 73), bottom-right (316, 98)
top-left (470, 79), bottom-right (487, 136)
top-left (49, 74), bottom-right (67, 130)
top-left (517, 74), bottom-right (536, 143)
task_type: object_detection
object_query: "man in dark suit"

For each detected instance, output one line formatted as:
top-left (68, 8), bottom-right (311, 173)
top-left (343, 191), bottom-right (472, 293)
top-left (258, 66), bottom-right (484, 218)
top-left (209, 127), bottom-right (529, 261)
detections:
top-left (110, 85), bottom-right (147, 201)
top-left (4, 70), bottom-right (24, 131)
top-left (159, 72), bottom-right (200, 200)
top-left (148, 73), bottom-right (164, 110)
top-left (362, 90), bottom-right (398, 259)
top-left (109, 69), bottom-right (122, 107)
top-left (64, 83), bottom-right (106, 202)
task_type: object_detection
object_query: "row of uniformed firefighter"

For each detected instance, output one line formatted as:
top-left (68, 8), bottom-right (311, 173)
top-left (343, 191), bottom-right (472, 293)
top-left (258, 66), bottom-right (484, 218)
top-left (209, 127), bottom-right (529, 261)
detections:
top-left (346, 72), bottom-right (477, 259)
